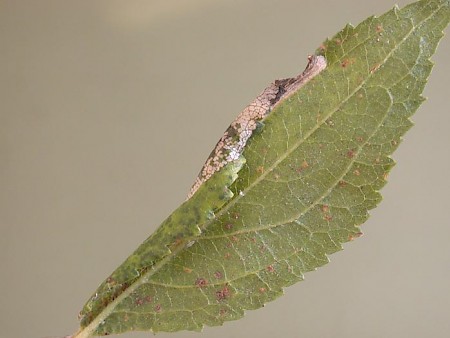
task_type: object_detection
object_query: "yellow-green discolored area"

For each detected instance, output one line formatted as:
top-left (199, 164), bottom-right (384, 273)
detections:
top-left (76, 0), bottom-right (450, 336)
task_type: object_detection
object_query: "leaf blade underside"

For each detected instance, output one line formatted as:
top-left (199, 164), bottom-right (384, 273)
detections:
top-left (76, 0), bottom-right (450, 336)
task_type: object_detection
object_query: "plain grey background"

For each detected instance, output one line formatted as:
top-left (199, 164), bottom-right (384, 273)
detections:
top-left (1, 1), bottom-right (449, 338)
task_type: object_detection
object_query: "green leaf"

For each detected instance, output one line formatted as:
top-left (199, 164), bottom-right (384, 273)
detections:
top-left (74, 0), bottom-right (450, 336)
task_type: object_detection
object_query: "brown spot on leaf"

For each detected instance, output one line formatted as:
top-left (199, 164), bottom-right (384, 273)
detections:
top-left (356, 136), bottom-right (364, 143)
top-left (324, 214), bottom-right (333, 222)
top-left (135, 298), bottom-right (144, 306)
top-left (376, 24), bottom-right (384, 33)
top-left (224, 252), bottom-right (231, 259)
top-left (321, 205), bottom-right (330, 213)
top-left (349, 232), bottom-right (363, 241)
top-left (231, 235), bottom-right (239, 242)
top-left (339, 180), bottom-right (347, 187)
top-left (259, 287), bottom-right (266, 293)
top-left (216, 285), bottom-right (231, 301)
top-left (256, 166), bottom-right (265, 174)
top-left (267, 265), bottom-right (275, 273)
top-left (341, 59), bottom-right (350, 68)
top-left (224, 223), bottom-right (233, 230)
top-left (195, 278), bottom-right (208, 288)
top-left (214, 271), bottom-right (223, 279)
top-left (232, 212), bottom-right (240, 219)
top-left (335, 38), bottom-right (342, 45)
top-left (347, 149), bottom-right (356, 159)
top-left (370, 63), bottom-right (381, 74)
top-left (171, 237), bottom-right (183, 248)
top-left (353, 169), bottom-right (361, 176)
top-left (155, 304), bottom-right (162, 312)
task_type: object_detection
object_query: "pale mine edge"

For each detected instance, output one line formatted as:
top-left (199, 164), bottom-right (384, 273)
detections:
top-left (187, 55), bottom-right (327, 199)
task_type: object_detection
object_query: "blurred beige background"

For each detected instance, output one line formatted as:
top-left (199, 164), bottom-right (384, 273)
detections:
top-left (1, 1), bottom-right (449, 338)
